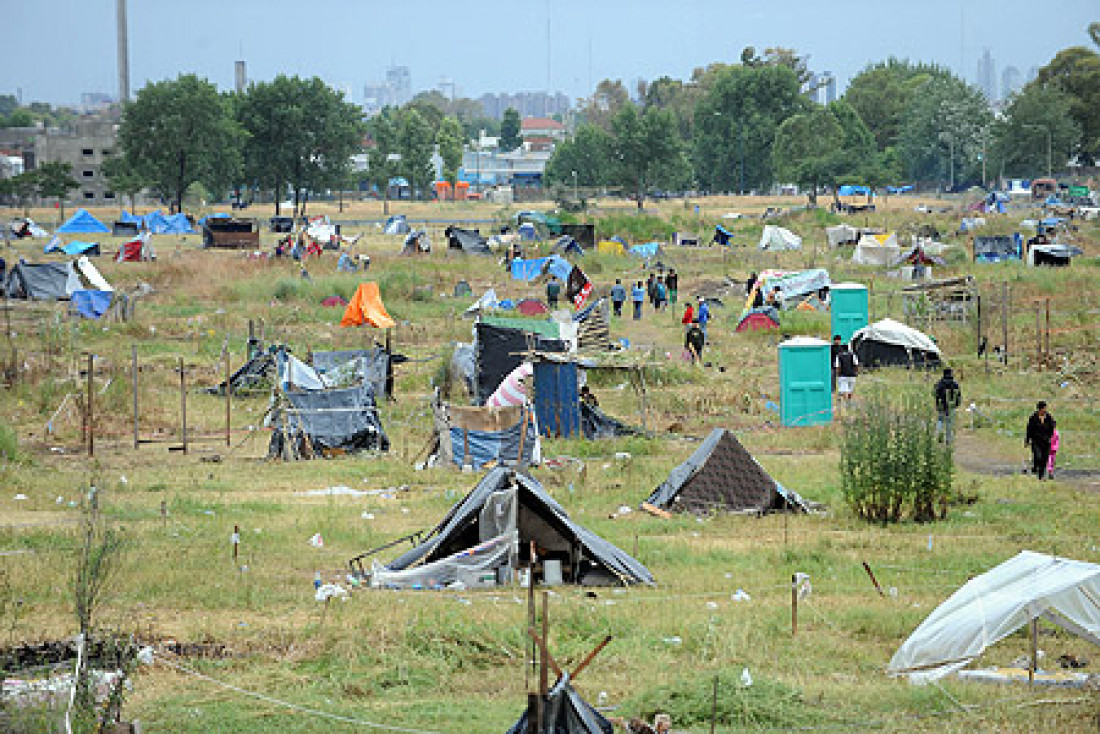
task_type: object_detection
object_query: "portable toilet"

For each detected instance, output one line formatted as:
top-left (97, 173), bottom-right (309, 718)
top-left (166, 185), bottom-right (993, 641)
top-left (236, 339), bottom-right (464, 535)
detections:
top-left (533, 357), bottom-right (581, 438)
top-left (778, 337), bottom-right (832, 426)
top-left (831, 282), bottom-right (868, 343)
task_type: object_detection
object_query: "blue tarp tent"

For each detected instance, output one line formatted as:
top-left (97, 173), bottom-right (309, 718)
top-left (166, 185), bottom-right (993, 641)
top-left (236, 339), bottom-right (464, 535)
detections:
top-left (517, 222), bottom-right (538, 240)
top-left (511, 255), bottom-right (572, 282)
top-left (45, 239), bottom-right (100, 256)
top-left (70, 290), bottom-right (113, 320)
top-left (57, 209), bottom-right (109, 234)
top-left (118, 211), bottom-right (141, 224)
top-left (713, 225), bottom-right (733, 246)
top-left (552, 236), bottom-right (584, 257)
top-left (163, 213), bottom-right (195, 234)
top-left (197, 213), bottom-right (231, 226)
top-left (887, 185), bottom-right (915, 194)
top-left (839, 185), bottom-right (872, 197)
top-left (144, 210), bottom-right (170, 234)
top-left (629, 242), bottom-right (660, 258)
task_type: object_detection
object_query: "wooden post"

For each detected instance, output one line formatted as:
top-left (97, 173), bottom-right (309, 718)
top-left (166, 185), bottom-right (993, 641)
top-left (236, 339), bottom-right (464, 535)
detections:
top-left (1044, 298), bottom-right (1050, 368)
top-left (232, 524), bottom-right (240, 564)
top-left (538, 590), bottom-right (549, 733)
top-left (179, 357), bottom-right (187, 454)
top-left (462, 428), bottom-right (470, 467)
top-left (132, 345), bottom-right (139, 449)
top-left (160, 499), bottom-right (167, 528)
top-left (1001, 281), bottom-right (1009, 365)
top-left (516, 408), bottom-right (528, 465)
top-left (224, 345), bottom-right (232, 446)
top-left (1035, 304), bottom-right (1042, 368)
top-left (791, 574), bottom-right (798, 636)
top-left (1029, 617), bottom-right (1037, 686)
top-left (86, 353), bottom-right (94, 457)
top-left (709, 675), bottom-right (719, 734)
top-left (861, 561), bottom-right (886, 596)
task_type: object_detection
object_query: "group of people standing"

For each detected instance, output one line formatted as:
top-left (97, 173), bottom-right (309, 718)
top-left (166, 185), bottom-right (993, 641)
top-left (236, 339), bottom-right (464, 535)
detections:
top-left (609, 269), bottom-right (680, 321)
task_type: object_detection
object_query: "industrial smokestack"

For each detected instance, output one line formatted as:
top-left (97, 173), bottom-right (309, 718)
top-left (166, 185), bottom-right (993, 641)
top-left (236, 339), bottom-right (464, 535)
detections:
top-left (117, 0), bottom-right (130, 103)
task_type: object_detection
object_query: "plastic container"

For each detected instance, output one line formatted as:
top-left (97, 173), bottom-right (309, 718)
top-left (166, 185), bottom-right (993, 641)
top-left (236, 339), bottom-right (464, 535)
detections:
top-left (543, 559), bottom-right (563, 586)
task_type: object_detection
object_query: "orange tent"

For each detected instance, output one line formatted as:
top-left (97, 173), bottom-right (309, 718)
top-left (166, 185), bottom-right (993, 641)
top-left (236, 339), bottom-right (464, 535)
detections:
top-left (339, 282), bottom-right (396, 328)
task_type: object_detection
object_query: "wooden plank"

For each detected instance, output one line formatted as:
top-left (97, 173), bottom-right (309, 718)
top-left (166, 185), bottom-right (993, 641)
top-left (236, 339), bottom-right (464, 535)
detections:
top-left (640, 502), bottom-right (672, 519)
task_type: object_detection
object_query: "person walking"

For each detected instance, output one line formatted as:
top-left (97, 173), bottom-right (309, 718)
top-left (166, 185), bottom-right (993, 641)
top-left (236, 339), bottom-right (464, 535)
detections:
top-left (631, 281), bottom-right (645, 320)
top-left (646, 273), bottom-right (656, 309)
top-left (684, 320), bottom-right (705, 364)
top-left (654, 276), bottom-right (668, 311)
top-left (610, 278), bottom-right (626, 318)
top-left (834, 343), bottom-right (859, 402)
top-left (666, 269), bottom-right (679, 306)
top-left (1025, 401), bottom-right (1056, 480)
top-left (681, 301), bottom-right (694, 326)
top-left (546, 276), bottom-right (561, 309)
top-left (1047, 429), bottom-right (1060, 479)
top-left (934, 367), bottom-right (961, 444)
top-left (696, 297), bottom-right (711, 339)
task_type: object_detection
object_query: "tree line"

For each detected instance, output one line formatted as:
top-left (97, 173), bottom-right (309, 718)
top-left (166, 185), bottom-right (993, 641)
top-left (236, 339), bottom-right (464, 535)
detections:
top-left (546, 31), bottom-right (1100, 204)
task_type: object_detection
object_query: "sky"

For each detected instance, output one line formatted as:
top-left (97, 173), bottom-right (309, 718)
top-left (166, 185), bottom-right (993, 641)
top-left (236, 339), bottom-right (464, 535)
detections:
top-left (1, 0), bottom-right (1096, 107)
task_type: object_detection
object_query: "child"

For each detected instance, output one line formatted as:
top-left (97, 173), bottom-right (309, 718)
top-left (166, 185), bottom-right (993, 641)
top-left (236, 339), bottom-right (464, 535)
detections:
top-left (1047, 429), bottom-right (1060, 479)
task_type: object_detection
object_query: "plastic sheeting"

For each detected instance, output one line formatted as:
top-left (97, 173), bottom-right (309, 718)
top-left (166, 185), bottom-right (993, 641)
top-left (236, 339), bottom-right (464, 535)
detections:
top-left (340, 283), bottom-right (396, 328)
top-left (888, 551), bottom-right (1100, 683)
top-left (313, 348), bottom-right (392, 400)
top-left (448, 418), bottom-right (537, 469)
top-left (268, 382), bottom-right (389, 459)
top-left (446, 226), bottom-right (491, 255)
top-left (759, 225), bottom-right (802, 251)
top-left (3, 261), bottom-right (81, 300)
top-left (506, 673), bottom-right (614, 734)
top-left (475, 322), bottom-right (565, 405)
top-left (580, 402), bottom-right (640, 440)
top-left (851, 318), bottom-right (941, 370)
top-left (510, 255), bottom-right (572, 282)
top-left (70, 290), bottom-right (113, 319)
top-left (76, 256), bottom-right (112, 292)
top-left (371, 531), bottom-right (518, 590)
top-left (56, 209), bottom-right (109, 234)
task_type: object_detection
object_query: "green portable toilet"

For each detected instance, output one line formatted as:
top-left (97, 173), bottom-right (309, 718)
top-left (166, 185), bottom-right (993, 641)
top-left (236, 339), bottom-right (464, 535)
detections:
top-left (831, 283), bottom-right (868, 343)
top-left (778, 337), bottom-right (832, 426)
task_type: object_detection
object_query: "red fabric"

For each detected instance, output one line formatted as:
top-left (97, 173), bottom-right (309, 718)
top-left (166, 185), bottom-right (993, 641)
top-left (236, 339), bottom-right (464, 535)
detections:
top-left (681, 304), bottom-right (694, 324)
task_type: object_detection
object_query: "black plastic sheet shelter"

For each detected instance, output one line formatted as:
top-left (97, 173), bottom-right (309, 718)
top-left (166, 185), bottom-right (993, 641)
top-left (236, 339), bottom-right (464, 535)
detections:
top-left (268, 383), bottom-right (389, 459)
top-left (385, 467), bottom-right (654, 586)
top-left (559, 223), bottom-right (596, 250)
top-left (850, 319), bottom-right (941, 370)
top-left (312, 347), bottom-right (393, 399)
top-left (206, 352), bottom-right (275, 395)
top-left (645, 428), bottom-right (806, 514)
top-left (3, 261), bottom-right (78, 300)
top-left (475, 322), bottom-right (565, 405)
top-left (580, 403), bottom-right (640, 440)
top-left (506, 673), bottom-right (613, 734)
top-left (446, 226), bottom-right (491, 255)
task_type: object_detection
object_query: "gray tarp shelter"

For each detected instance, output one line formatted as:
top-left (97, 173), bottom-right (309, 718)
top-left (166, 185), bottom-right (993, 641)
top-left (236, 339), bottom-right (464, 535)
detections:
top-left (3, 260), bottom-right (81, 300)
top-left (312, 347), bottom-right (393, 400)
top-left (268, 383), bottom-right (389, 459)
top-left (506, 674), bottom-right (613, 734)
top-left (383, 467), bottom-right (654, 586)
top-left (446, 226), bottom-right (492, 255)
top-left (645, 428), bottom-right (807, 514)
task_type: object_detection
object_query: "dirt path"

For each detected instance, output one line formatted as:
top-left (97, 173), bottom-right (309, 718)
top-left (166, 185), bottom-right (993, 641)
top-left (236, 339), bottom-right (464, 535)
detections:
top-left (954, 434), bottom-right (1100, 493)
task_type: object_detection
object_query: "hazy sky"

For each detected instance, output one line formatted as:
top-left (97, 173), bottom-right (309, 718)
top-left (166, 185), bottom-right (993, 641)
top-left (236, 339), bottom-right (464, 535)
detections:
top-left (2, 0), bottom-right (1096, 106)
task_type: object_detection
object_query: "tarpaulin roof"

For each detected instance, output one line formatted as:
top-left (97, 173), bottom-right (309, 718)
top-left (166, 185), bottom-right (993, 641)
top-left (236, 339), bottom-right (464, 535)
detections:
top-left (340, 283), bottom-right (396, 328)
top-left (645, 428), bottom-right (806, 514)
top-left (445, 226), bottom-right (491, 255)
top-left (506, 674), bottom-right (613, 734)
top-left (70, 290), bottom-right (113, 320)
top-left (759, 225), bottom-right (802, 251)
top-left (385, 467), bottom-right (654, 586)
top-left (56, 209), bottom-right (109, 234)
top-left (888, 551), bottom-right (1100, 683)
top-left (384, 215), bottom-right (409, 235)
top-left (3, 260), bottom-right (82, 300)
top-left (974, 234), bottom-right (1022, 263)
top-left (268, 382), bottom-right (389, 459)
top-left (475, 321), bottom-right (565, 405)
top-left (45, 238), bottom-right (100, 256)
top-left (851, 318), bottom-right (941, 370)
top-left (629, 242), bottom-right (660, 258)
top-left (163, 213), bottom-right (195, 234)
top-left (312, 347), bottom-right (393, 400)
top-left (511, 255), bottom-right (572, 282)
top-left (552, 235), bottom-right (584, 256)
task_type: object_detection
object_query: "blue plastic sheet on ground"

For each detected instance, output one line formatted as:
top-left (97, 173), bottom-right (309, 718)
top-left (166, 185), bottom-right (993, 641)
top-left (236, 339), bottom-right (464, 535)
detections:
top-left (70, 290), bottom-right (112, 319)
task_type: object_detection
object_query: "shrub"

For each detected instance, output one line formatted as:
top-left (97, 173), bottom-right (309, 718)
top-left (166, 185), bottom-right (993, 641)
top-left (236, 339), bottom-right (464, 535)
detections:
top-left (273, 279), bottom-right (300, 301)
top-left (839, 387), bottom-right (953, 524)
top-left (0, 421), bottom-right (20, 463)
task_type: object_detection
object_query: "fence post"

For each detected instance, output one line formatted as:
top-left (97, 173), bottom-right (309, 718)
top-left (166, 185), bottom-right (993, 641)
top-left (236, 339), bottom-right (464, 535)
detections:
top-left (1044, 298), bottom-right (1050, 368)
top-left (132, 345), bottom-right (139, 450)
top-left (179, 357), bottom-right (188, 454)
top-left (224, 345), bottom-right (232, 447)
top-left (86, 353), bottom-right (94, 457)
top-left (1001, 281), bottom-right (1009, 365)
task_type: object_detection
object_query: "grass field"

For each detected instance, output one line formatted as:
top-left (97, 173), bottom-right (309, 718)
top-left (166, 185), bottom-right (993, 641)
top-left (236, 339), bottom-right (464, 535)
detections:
top-left (1, 194), bottom-right (1098, 732)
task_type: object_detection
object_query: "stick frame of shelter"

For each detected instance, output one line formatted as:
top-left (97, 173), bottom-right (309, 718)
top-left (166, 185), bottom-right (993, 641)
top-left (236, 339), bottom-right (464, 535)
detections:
top-left (1029, 617), bottom-right (1037, 686)
top-left (179, 357), bottom-right (188, 454)
top-left (132, 345), bottom-right (139, 450)
top-left (862, 561), bottom-right (885, 597)
top-left (224, 341), bottom-right (231, 446)
top-left (86, 353), bottom-right (94, 457)
top-left (791, 573), bottom-right (798, 636)
top-left (1001, 281), bottom-right (1009, 365)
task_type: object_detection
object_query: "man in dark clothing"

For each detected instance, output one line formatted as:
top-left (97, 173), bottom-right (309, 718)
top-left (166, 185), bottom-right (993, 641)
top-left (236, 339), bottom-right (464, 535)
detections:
top-left (684, 321), bottom-right (705, 363)
top-left (1025, 401), bottom-right (1056, 479)
top-left (610, 278), bottom-right (626, 317)
top-left (666, 269), bottom-right (679, 305)
top-left (546, 276), bottom-right (561, 308)
top-left (835, 344), bottom-right (858, 401)
top-left (746, 272), bottom-right (757, 295)
top-left (934, 368), bottom-right (961, 444)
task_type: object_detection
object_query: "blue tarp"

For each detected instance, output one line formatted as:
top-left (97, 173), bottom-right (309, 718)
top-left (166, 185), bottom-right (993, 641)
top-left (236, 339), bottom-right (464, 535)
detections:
top-left (713, 225), bottom-right (733, 246)
top-left (629, 242), bottom-right (660, 258)
top-left (1040, 217), bottom-right (1064, 227)
top-left (839, 185), bottom-right (872, 196)
top-left (70, 290), bottom-right (113, 319)
top-left (518, 223), bottom-right (538, 240)
top-left (57, 209), bottom-right (109, 234)
top-left (144, 210), bottom-right (170, 234)
top-left (887, 185), bottom-right (915, 194)
top-left (197, 213), bottom-right (231, 226)
top-left (45, 240), bottom-right (100, 256)
top-left (118, 211), bottom-right (142, 224)
top-left (163, 213), bottom-right (195, 234)
top-left (510, 255), bottom-right (572, 282)
top-left (448, 420), bottom-right (537, 469)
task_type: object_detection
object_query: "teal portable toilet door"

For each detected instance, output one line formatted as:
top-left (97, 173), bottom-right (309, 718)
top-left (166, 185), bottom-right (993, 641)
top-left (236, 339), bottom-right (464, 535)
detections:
top-left (779, 337), bottom-right (832, 426)
top-left (831, 283), bottom-right (869, 343)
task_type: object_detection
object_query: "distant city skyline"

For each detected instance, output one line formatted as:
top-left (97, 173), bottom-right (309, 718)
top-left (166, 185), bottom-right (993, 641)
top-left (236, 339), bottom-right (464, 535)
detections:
top-left (1, 1), bottom-right (1095, 110)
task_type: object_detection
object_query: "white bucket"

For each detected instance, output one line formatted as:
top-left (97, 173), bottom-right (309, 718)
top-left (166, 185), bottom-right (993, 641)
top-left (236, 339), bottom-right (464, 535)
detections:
top-left (517, 568), bottom-right (530, 588)
top-left (543, 559), bottom-right (563, 586)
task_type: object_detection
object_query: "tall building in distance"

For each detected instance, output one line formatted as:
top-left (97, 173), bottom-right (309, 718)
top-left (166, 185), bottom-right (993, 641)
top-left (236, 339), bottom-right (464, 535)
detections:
top-left (976, 48), bottom-right (997, 101)
top-left (810, 71), bottom-right (836, 105)
top-left (116, 0), bottom-right (129, 103)
top-left (234, 60), bottom-right (247, 94)
top-left (385, 65), bottom-right (412, 106)
top-left (1001, 65), bottom-right (1022, 101)
top-left (363, 65), bottom-right (412, 115)
top-left (477, 91), bottom-right (570, 120)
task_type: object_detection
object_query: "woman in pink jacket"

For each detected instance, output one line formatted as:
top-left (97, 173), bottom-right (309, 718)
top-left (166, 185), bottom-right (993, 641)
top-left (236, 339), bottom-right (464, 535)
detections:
top-left (1047, 429), bottom-right (1060, 479)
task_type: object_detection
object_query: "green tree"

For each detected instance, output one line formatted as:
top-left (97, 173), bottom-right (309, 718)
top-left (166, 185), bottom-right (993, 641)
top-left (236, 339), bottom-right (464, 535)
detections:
top-left (366, 107), bottom-right (401, 215)
top-left (119, 74), bottom-right (243, 213)
top-left (499, 108), bottom-right (522, 151)
top-left (237, 75), bottom-right (365, 216)
top-left (772, 107), bottom-right (844, 206)
top-left (609, 104), bottom-right (685, 208)
top-left (580, 79), bottom-right (630, 130)
top-left (991, 85), bottom-right (1080, 177)
top-left (397, 107), bottom-right (435, 196)
top-left (0, 95), bottom-right (17, 117)
top-left (435, 115), bottom-right (465, 188)
top-left (2, 109), bottom-right (33, 128)
top-left (0, 172), bottom-right (37, 216)
top-left (101, 155), bottom-right (146, 212)
top-left (692, 63), bottom-right (808, 193)
top-left (34, 162), bottom-right (79, 220)
top-left (1032, 46), bottom-right (1100, 164)
top-left (844, 59), bottom-right (954, 151)
top-left (544, 124), bottom-right (614, 189)
top-left (897, 75), bottom-right (993, 188)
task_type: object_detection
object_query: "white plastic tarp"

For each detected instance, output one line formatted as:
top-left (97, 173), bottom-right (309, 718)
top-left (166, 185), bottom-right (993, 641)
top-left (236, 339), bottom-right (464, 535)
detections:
top-left (758, 225), bottom-right (802, 251)
top-left (464, 289), bottom-right (500, 317)
top-left (826, 224), bottom-right (859, 247)
top-left (888, 551), bottom-right (1100, 683)
top-left (851, 318), bottom-right (941, 355)
top-left (852, 233), bottom-right (901, 265)
top-left (370, 530), bottom-right (518, 589)
top-left (76, 256), bottom-right (113, 292)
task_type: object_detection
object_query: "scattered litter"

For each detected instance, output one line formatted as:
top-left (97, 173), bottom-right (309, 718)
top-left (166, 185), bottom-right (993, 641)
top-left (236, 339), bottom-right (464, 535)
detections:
top-left (662, 636), bottom-right (682, 645)
top-left (55, 496), bottom-right (63, 504)
top-left (617, 505), bottom-right (632, 515)
top-left (13, 494), bottom-right (27, 501)
top-left (794, 573), bottom-right (812, 601)
top-left (361, 512), bottom-right (375, 520)
top-left (314, 583), bottom-right (347, 602)
top-left (136, 646), bottom-right (155, 665)
top-left (731, 589), bottom-right (751, 602)
top-left (302, 486), bottom-right (372, 498)
top-left (956, 666), bottom-right (1092, 688)
top-left (200, 510), bottom-right (215, 516)
top-left (614, 452), bottom-right (632, 461)
top-left (740, 668), bottom-right (754, 687)
top-left (706, 601), bottom-right (719, 609)
top-left (119, 475), bottom-right (128, 485)
top-left (309, 533), bottom-right (324, 548)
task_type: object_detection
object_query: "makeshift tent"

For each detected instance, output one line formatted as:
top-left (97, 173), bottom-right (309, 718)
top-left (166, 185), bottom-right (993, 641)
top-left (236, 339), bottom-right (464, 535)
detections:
top-left (475, 322), bottom-right (566, 405)
top-left (45, 238), bottom-right (100, 256)
top-left (206, 349), bottom-right (276, 395)
top-left (559, 223), bottom-right (596, 249)
top-left (340, 283), bottom-right (396, 328)
top-left (888, 551), bottom-right (1100, 683)
top-left (10, 218), bottom-right (49, 238)
top-left (202, 217), bottom-right (259, 248)
top-left (197, 213), bottom-right (231, 226)
top-left (313, 347), bottom-right (396, 400)
top-left (826, 224), bottom-right (859, 248)
top-left (758, 225), bottom-right (802, 251)
top-left (552, 236), bottom-right (584, 257)
top-left (573, 298), bottom-right (613, 351)
top-left (112, 220), bottom-right (139, 237)
top-left (511, 255), bottom-right (572, 282)
top-left (163, 213), bottom-right (195, 234)
top-left (517, 222), bottom-right (539, 240)
top-left (895, 245), bottom-right (946, 267)
top-left (3, 261), bottom-right (82, 300)
top-left (596, 239), bottom-right (624, 255)
top-left (143, 210), bottom-right (170, 234)
top-left (116, 233), bottom-right (154, 262)
top-left (852, 233), bottom-right (900, 265)
top-left (712, 225), bottom-right (733, 246)
top-left (445, 226), bottom-right (491, 255)
top-left (400, 230), bottom-right (430, 255)
top-left (515, 298), bottom-right (549, 316)
top-left (505, 674), bottom-right (613, 734)
top-left (427, 395), bottom-right (539, 469)
top-left (628, 242), bottom-right (660, 258)
top-left (850, 318), bottom-right (941, 369)
top-left (974, 234), bottom-right (1022, 263)
top-left (754, 269), bottom-right (831, 309)
top-left (645, 428), bottom-right (807, 515)
top-left (375, 467), bottom-right (654, 587)
top-left (70, 290), bottom-right (113, 320)
top-left (1029, 243), bottom-right (1082, 267)
top-left (56, 209), bottom-right (109, 234)
top-left (736, 307), bottom-right (780, 332)
top-left (268, 382), bottom-right (389, 459)
top-left (580, 402), bottom-right (640, 440)
top-left (383, 215), bottom-right (409, 235)
top-left (464, 289), bottom-right (501, 317)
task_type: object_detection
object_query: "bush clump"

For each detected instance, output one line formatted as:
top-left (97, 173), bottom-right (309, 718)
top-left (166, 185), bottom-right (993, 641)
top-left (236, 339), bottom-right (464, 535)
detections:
top-left (839, 388), bottom-right (953, 523)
